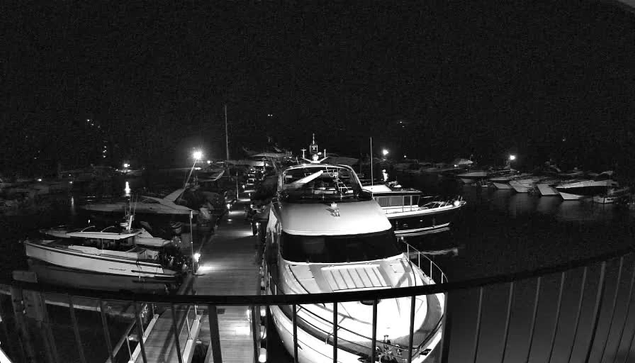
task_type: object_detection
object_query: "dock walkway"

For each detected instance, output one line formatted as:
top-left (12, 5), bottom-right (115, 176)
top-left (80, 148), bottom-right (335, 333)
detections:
top-left (193, 202), bottom-right (261, 363)
top-left (131, 201), bottom-right (260, 363)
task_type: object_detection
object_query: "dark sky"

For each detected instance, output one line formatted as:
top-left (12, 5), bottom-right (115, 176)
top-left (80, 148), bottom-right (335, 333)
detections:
top-left (3, 1), bottom-right (635, 172)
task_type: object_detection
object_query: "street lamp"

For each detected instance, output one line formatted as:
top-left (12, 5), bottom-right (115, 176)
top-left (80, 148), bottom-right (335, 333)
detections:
top-left (185, 150), bottom-right (203, 188)
top-left (509, 154), bottom-right (516, 161)
top-left (382, 149), bottom-right (389, 157)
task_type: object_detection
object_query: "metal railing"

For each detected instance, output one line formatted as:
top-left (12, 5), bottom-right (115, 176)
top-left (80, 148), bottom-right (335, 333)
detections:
top-left (0, 245), bottom-right (633, 363)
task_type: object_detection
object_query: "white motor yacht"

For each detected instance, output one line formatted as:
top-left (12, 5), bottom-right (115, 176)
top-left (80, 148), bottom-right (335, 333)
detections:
top-left (364, 183), bottom-right (465, 237)
top-left (25, 215), bottom-right (188, 280)
top-left (263, 137), bottom-right (445, 363)
top-left (555, 171), bottom-right (619, 201)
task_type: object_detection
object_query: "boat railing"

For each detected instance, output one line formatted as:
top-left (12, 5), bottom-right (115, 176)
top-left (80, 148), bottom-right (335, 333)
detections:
top-left (2, 245), bottom-right (635, 363)
top-left (401, 239), bottom-right (448, 284)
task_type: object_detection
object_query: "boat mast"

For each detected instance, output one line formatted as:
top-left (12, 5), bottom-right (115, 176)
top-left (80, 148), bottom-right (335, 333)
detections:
top-left (224, 104), bottom-right (230, 160)
top-left (370, 137), bottom-right (374, 186)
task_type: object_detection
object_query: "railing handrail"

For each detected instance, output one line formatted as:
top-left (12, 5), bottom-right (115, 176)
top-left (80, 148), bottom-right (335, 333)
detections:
top-left (4, 245), bottom-right (633, 305)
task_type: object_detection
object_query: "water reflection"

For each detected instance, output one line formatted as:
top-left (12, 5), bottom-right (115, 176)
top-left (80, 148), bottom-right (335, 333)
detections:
top-left (555, 200), bottom-right (621, 223)
top-left (506, 193), bottom-right (538, 217)
top-left (535, 196), bottom-right (561, 215)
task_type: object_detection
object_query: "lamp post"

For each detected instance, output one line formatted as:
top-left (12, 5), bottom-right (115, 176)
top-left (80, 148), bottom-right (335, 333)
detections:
top-left (184, 150), bottom-right (203, 188)
top-left (507, 154), bottom-right (516, 168)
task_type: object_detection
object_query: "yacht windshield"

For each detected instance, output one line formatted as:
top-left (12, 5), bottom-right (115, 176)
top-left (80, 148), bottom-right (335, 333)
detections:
top-left (280, 230), bottom-right (401, 263)
top-left (282, 166), bottom-right (365, 201)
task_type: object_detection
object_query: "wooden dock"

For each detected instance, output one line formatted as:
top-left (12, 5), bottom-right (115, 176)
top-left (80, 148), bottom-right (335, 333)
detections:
top-left (136, 201), bottom-right (261, 363)
top-left (194, 202), bottom-right (261, 363)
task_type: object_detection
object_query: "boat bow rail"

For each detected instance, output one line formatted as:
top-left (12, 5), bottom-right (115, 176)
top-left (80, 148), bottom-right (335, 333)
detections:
top-left (1, 245), bottom-right (634, 363)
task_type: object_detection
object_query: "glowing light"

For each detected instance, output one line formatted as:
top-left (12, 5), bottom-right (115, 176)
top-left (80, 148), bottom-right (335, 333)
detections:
top-left (453, 200), bottom-right (461, 207)
top-left (37, 178), bottom-right (42, 182)
top-left (207, 160), bottom-right (212, 164)
top-left (197, 263), bottom-right (215, 273)
top-left (258, 348), bottom-right (267, 363)
top-left (509, 154), bottom-right (517, 161)
top-left (193, 252), bottom-right (201, 262)
top-left (382, 149), bottom-right (389, 156)
top-left (123, 163), bottom-right (130, 168)
top-left (192, 150), bottom-right (203, 161)
top-left (124, 181), bottom-right (131, 197)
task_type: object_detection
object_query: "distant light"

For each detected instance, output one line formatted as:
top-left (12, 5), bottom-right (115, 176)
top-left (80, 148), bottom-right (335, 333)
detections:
top-left (509, 154), bottom-right (516, 161)
top-left (123, 163), bottom-right (130, 168)
top-left (382, 149), bottom-right (389, 156)
top-left (404, 155), bottom-right (407, 159)
top-left (267, 113), bottom-right (273, 117)
top-left (124, 181), bottom-right (131, 196)
top-left (193, 252), bottom-right (201, 262)
top-left (207, 160), bottom-right (212, 164)
top-left (453, 200), bottom-right (461, 207)
top-left (37, 178), bottom-right (42, 182)
top-left (192, 150), bottom-right (203, 161)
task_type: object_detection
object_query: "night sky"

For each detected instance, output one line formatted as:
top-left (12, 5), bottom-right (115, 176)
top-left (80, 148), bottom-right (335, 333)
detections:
top-left (3, 1), bottom-right (635, 174)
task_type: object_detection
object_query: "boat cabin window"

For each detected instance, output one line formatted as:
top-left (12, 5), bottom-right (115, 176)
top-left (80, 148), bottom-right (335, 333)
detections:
top-left (280, 230), bottom-right (401, 263)
top-left (375, 195), bottom-right (418, 207)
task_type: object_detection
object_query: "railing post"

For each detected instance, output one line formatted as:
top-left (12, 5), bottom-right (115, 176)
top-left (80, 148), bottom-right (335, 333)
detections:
top-left (67, 295), bottom-right (87, 363)
top-left (613, 260), bottom-right (635, 363)
top-left (525, 277), bottom-right (542, 362)
top-left (599, 257), bottom-right (623, 362)
top-left (134, 302), bottom-right (148, 363)
top-left (566, 266), bottom-right (588, 363)
top-left (371, 299), bottom-right (378, 363)
top-left (472, 287), bottom-right (484, 363)
top-left (170, 304), bottom-right (184, 363)
top-left (499, 282), bottom-right (514, 363)
top-left (547, 272), bottom-right (566, 363)
top-left (440, 292), bottom-right (452, 363)
top-left (407, 293), bottom-right (416, 363)
top-left (584, 261), bottom-right (608, 363)
top-left (332, 303), bottom-right (338, 362)
top-left (207, 304), bottom-right (223, 363)
top-left (292, 304), bottom-right (299, 363)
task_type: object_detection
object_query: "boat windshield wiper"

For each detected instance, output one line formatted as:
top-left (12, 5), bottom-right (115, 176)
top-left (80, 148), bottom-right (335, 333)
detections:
top-left (287, 170), bottom-right (324, 190)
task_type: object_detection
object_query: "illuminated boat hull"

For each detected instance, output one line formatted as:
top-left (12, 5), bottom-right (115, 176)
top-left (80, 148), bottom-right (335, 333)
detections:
top-left (24, 240), bottom-right (181, 279)
top-left (265, 258), bottom-right (444, 363)
top-left (386, 203), bottom-right (464, 237)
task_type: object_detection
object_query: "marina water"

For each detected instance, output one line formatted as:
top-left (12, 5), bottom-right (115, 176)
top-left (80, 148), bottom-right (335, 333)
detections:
top-left (1, 173), bottom-right (635, 362)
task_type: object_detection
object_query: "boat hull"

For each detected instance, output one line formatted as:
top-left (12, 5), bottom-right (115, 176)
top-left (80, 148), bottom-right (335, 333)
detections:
top-left (558, 192), bottom-right (586, 201)
top-left (24, 241), bottom-right (178, 279)
top-left (268, 296), bottom-right (443, 363)
top-left (536, 183), bottom-right (559, 196)
top-left (492, 182), bottom-right (513, 190)
top-left (387, 205), bottom-right (462, 237)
